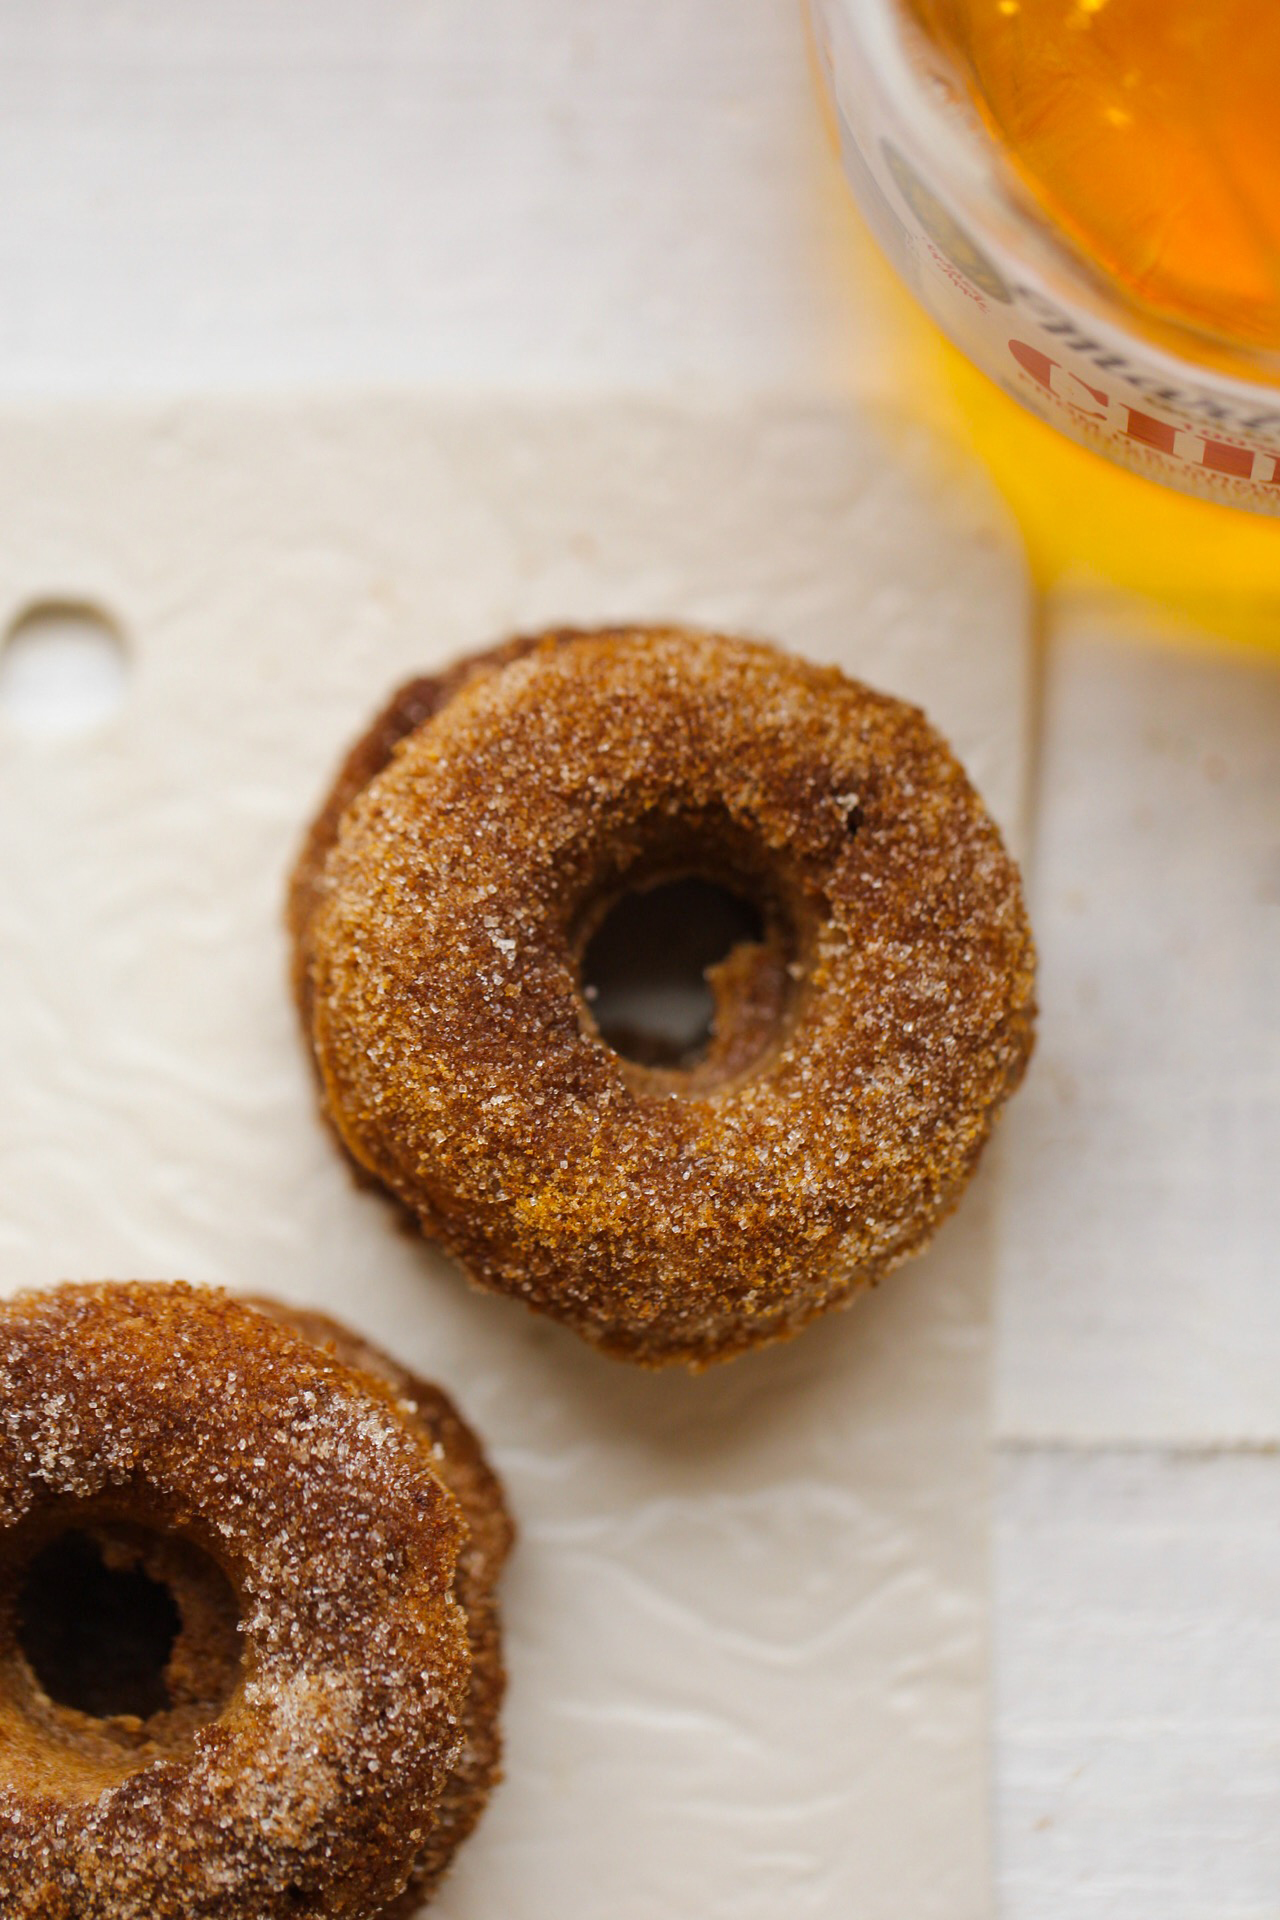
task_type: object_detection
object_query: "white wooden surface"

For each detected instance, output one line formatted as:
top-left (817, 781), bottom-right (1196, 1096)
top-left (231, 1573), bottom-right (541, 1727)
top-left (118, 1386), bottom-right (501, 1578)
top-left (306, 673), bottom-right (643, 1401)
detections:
top-left (0, 3), bottom-right (1277, 1914)
top-left (0, 0), bottom-right (883, 393)
top-left (996, 1445), bottom-right (1280, 1920)
top-left (996, 609), bottom-right (1280, 1446)
top-left (994, 605), bottom-right (1280, 1915)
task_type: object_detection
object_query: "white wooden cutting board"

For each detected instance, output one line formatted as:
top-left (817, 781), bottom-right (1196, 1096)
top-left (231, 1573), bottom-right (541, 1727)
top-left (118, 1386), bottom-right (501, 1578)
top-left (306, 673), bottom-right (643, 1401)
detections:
top-left (0, 395), bottom-right (1031, 1918)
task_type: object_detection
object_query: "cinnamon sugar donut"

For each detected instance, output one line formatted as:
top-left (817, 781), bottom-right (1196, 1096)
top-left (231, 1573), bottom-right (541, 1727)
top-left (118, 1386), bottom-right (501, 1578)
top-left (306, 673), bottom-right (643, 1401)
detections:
top-left (254, 1303), bottom-right (512, 1918)
top-left (0, 1282), bottom-right (512, 1919)
top-left (291, 626), bottom-right (1036, 1367)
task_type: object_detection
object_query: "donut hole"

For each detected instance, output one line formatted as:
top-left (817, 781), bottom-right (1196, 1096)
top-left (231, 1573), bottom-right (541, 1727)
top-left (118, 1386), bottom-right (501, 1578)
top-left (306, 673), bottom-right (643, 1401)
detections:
top-left (6, 1517), bottom-right (242, 1753)
top-left (18, 1530), bottom-right (180, 1721)
top-left (581, 876), bottom-right (765, 1069)
top-left (573, 809), bottom-right (813, 1090)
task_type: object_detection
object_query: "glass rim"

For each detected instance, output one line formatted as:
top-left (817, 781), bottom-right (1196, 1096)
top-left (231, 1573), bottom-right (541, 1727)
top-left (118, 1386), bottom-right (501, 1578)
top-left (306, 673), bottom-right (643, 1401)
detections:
top-left (840, 0), bottom-right (1280, 402)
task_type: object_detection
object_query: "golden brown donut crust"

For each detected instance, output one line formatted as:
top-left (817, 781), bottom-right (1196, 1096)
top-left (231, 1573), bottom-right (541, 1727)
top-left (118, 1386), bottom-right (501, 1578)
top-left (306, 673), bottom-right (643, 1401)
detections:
top-left (289, 632), bottom-right (550, 1029)
top-left (0, 1283), bottom-right (506, 1920)
top-left (292, 627), bottom-right (1037, 1367)
top-left (256, 1304), bottom-right (513, 1917)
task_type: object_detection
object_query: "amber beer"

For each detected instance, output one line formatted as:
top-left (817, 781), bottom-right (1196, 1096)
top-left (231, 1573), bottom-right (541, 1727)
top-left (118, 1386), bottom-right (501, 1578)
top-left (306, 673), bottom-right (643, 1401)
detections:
top-left (911, 0), bottom-right (1280, 350)
top-left (810, 0), bottom-right (1280, 511)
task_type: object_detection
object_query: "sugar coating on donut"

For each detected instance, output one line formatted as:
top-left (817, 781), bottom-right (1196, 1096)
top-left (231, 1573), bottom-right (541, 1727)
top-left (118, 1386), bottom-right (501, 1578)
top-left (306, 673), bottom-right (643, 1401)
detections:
top-left (0, 1282), bottom-right (494, 1920)
top-left (294, 627), bottom-right (1037, 1367)
top-left (255, 1303), bottom-right (514, 1914)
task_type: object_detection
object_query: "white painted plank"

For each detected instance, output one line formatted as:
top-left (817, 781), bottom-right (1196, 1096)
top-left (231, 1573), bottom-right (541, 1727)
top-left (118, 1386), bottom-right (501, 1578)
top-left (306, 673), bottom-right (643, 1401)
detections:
top-left (0, 0), bottom-right (895, 394)
top-left (996, 1446), bottom-right (1280, 1920)
top-left (997, 607), bottom-right (1280, 1444)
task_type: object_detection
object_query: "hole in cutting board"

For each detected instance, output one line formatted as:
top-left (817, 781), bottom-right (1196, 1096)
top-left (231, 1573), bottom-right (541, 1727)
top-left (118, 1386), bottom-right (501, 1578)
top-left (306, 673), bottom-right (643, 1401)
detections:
top-left (0, 601), bottom-right (128, 739)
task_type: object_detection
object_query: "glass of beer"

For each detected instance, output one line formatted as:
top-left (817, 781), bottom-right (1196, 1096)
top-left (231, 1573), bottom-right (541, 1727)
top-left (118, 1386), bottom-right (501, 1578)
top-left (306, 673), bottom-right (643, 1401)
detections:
top-left (808, 0), bottom-right (1280, 512)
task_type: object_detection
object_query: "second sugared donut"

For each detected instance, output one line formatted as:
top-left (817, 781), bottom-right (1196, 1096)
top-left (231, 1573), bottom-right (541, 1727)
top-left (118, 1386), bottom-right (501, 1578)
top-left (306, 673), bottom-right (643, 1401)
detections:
top-left (0, 1281), bottom-right (511, 1919)
top-left (292, 627), bottom-right (1036, 1367)
top-left (254, 1301), bottom-right (513, 1918)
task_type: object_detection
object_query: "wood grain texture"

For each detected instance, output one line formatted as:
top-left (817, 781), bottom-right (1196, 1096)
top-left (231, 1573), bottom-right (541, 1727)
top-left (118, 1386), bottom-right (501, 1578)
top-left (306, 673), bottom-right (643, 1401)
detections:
top-left (992, 600), bottom-right (1280, 1915)
top-left (996, 1445), bottom-right (1280, 1920)
top-left (996, 607), bottom-right (1280, 1445)
top-left (0, 0), bottom-right (898, 394)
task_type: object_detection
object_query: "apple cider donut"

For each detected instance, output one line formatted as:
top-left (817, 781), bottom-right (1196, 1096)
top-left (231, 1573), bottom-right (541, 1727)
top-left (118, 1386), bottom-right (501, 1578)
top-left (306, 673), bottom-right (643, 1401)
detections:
top-left (253, 1302), bottom-right (513, 1918)
top-left (0, 1281), bottom-right (512, 1920)
top-left (291, 626), bottom-right (1036, 1367)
